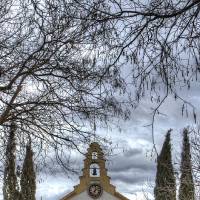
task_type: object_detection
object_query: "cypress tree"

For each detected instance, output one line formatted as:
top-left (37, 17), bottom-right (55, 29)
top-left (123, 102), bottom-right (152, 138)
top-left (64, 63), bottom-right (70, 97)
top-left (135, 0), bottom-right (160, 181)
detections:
top-left (3, 122), bottom-right (19, 200)
top-left (179, 128), bottom-right (195, 200)
top-left (154, 130), bottom-right (176, 200)
top-left (20, 141), bottom-right (36, 200)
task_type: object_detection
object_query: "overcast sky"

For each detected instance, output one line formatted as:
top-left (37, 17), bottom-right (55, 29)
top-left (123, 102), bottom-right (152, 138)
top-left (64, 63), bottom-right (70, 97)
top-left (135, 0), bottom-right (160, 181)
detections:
top-left (34, 83), bottom-right (200, 200)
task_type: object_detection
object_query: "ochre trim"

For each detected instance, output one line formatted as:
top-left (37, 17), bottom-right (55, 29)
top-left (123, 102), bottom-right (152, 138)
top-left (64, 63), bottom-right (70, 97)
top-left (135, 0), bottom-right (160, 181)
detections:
top-left (60, 191), bottom-right (76, 200)
top-left (60, 142), bottom-right (130, 200)
top-left (115, 191), bottom-right (130, 200)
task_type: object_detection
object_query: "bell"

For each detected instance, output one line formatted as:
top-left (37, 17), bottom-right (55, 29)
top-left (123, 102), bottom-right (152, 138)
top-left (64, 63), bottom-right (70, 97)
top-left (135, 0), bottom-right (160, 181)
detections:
top-left (92, 167), bottom-right (97, 176)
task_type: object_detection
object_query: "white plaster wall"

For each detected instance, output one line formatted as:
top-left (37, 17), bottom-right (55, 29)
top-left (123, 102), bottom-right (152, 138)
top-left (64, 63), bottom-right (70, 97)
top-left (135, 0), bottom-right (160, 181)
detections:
top-left (70, 190), bottom-right (120, 200)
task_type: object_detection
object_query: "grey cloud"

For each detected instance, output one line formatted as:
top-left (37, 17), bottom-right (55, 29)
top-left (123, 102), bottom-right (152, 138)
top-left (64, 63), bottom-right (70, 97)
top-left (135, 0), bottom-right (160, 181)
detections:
top-left (110, 157), bottom-right (155, 172)
top-left (104, 146), bottom-right (156, 189)
top-left (108, 147), bottom-right (155, 173)
top-left (124, 148), bottom-right (142, 157)
top-left (111, 172), bottom-right (151, 184)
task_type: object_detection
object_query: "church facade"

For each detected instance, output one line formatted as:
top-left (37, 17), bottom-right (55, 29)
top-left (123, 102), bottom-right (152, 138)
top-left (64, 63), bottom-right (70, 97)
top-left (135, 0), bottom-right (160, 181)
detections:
top-left (60, 142), bottom-right (129, 200)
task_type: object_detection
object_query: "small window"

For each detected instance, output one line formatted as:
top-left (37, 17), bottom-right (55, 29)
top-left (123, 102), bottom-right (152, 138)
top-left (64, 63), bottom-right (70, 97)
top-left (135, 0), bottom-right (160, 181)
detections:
top-left (90, 163), bottom-right (100, 177)
top-left (92, 152), bottom-right (98, 160)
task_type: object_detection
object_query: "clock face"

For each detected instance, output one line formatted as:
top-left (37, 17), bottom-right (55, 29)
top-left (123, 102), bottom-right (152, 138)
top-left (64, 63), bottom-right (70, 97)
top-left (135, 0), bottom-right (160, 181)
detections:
top-left (88, 184), bottom-right (103, 198)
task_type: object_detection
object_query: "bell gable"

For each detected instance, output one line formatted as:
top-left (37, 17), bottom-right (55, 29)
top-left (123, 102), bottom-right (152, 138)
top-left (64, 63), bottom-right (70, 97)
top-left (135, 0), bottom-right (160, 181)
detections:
top-left (60, 142), bottom-right (129, 200)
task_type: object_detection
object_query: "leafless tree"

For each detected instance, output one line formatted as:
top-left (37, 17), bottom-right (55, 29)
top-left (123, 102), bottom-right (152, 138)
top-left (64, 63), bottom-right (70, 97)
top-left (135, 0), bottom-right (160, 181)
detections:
top-left (66, 0), bottom-right (200, 154)
top-left (2, 0), bottom-right (200, 173)
top-left (0, 0), bottom-right (130, 172)
top-left (71, 0), bottom-right (200, 121)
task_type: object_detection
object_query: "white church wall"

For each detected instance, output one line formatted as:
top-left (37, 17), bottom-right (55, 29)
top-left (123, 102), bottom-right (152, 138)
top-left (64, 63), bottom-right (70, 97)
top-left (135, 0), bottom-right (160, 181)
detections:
top-left (70, 190), bottom-right (120, 200)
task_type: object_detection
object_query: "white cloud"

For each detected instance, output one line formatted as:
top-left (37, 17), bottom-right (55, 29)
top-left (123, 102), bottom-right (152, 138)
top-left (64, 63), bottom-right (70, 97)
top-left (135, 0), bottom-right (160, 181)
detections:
top-left (39, 86), bottom-right (199, 200)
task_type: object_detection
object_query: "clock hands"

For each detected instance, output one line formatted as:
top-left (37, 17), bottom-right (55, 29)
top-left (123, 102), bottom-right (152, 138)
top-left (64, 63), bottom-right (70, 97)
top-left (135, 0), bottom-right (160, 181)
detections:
top-left (88, 184), bottom-right (102, 198)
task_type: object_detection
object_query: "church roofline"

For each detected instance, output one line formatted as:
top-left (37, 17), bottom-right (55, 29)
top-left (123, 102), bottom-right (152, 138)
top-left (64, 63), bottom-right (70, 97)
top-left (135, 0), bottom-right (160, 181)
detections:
top-left (60, 189), bottom-right (130, 200)
top-left (60, 142), bottom-right (130, 200)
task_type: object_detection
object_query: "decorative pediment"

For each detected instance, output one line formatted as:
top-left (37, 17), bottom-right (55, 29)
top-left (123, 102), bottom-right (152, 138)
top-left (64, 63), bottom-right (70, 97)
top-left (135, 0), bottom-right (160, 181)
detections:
top-left (60, 142), bottom-right (129, 200)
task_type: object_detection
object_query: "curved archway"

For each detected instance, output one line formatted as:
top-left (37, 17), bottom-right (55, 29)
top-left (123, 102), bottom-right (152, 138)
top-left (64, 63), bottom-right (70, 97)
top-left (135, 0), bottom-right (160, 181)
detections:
top-left (92, 152), bottom-right (98, 160)
top-left (90, 163), bottom-right (100, 177)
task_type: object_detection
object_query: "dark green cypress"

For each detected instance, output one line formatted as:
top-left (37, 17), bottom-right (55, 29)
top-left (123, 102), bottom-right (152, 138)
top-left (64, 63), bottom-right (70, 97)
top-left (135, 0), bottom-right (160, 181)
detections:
top-left (20, 141), bottom-right (36, 200)
top-left (3, 122), bottom-right (19, 200)
top-left (179, 128), bottom-right (195, 200)
top-left (154, 130), bottom-right (176, 200)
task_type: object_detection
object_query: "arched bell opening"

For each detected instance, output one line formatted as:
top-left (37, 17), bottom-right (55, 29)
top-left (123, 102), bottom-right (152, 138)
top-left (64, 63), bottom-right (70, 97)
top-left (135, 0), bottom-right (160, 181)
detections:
top-left (90, 163), bottom-right (100, 177)
top-left (92, 152), bottom-right (98, 160)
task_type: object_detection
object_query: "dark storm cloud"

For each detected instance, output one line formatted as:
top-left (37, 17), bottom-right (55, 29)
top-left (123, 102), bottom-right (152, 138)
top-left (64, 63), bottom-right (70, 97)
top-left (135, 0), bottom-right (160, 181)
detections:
top-left (35, 83), bottom-right (200, 200)
top-left (110, 158), bottom-right (155, 172)
top-left (111, 172), bottom-right (150, 184)
top-left (108, 147), bottom-right (155, 172)
top-left (106, 147), bottom-right (156, 186)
